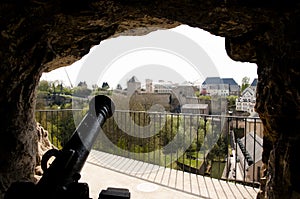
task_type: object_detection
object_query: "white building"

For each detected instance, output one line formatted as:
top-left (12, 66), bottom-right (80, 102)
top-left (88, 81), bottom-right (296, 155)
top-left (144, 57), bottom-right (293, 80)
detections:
top-left (153, 80), bottom-right (175, 94)
top-left (235, 79), bottom-right (258, 114)
top-left (235, 87), bottom-right (256, 113)
top-left (201, 77), bottom-right (240, 96)
top-left (145, 79), bottom-right (153, 93)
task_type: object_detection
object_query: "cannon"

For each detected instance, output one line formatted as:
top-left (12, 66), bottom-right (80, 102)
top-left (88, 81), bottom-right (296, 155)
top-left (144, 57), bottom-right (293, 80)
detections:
top-left (5, 95), bottom-right (130, 199)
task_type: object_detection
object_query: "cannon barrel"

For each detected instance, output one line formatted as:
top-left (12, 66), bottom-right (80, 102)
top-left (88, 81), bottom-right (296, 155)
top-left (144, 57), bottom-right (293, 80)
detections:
top-left (36, 95), bottom-right (115, 198)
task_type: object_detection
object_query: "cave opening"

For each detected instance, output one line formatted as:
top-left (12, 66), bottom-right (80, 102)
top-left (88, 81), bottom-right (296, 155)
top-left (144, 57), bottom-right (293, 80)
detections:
top-left (36, 25), bottom-right (261, 198)
top-left (1, 1), bottom-right (299, 198)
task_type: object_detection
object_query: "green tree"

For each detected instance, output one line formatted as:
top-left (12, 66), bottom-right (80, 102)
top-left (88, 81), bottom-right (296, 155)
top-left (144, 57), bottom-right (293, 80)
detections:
top-left (198, 95), bottom-right (211, 101)
top-left (38, 80), bottom-right (50, 92)
top-left (61, 86), bottom-right (73, 95)
top-left (241, 76), bottom-right (250, 93)
top-left (101, 82), bottom-right (110, 90)
top-left (36, 80), bottom-right (51, 109)
top-left (49, 80), bottom-right (63, 94)
top-left (227, 95), bottom-right (238, 112)
top-left (73, 82), bottom-right (92, 98)
top-left (92, 84), bottom-right (99, 91)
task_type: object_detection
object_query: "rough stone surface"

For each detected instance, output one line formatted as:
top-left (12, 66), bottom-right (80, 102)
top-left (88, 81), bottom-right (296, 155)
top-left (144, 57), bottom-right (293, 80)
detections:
top-left (34, 123), bottom-right (56, 182)
top-left (0, 1), bottom-right (299, 199)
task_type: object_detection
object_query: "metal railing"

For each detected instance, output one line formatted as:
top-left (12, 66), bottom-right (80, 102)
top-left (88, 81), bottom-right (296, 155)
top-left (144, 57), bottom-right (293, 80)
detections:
top-left (35, 109), bottom-right (263, 188)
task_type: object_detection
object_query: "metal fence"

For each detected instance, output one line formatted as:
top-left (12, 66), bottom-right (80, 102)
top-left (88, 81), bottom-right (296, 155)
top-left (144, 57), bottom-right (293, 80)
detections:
top-left (35, 109), bottom-right (263, 188)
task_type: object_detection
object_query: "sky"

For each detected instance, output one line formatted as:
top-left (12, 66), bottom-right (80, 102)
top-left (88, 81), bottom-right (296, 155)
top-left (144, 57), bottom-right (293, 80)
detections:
top-left (41, 25), bottom-right (258, 89)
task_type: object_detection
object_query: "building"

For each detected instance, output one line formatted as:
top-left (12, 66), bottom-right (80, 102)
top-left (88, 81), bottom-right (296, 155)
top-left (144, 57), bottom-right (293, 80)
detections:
top-left (201, 77), bottom-right (240, 96)
top-left (181, 104), bottom-right (209, 114)
top-left (153, 80), bottom-right (175, 94)
top-left (236, 132), bottom-right (263, 183)
top-left (235, 87), bottom-right (256, 113)
top-left (222, 78), bottom-right (240, 95)
top-left (246, 112), bottom-right (263, 138)
top-left (250, 78), bottom-right (258, 92)
top-left (234, 114), bottom-right (264, 139)
top-left (127, 76), bottom-right (141, 95)
top-left (235, 86), bottom-right (256, 114)
top-left (145, 79), bottom-right (153, 93)
top-left (171, 84), bottom-right (198, 105)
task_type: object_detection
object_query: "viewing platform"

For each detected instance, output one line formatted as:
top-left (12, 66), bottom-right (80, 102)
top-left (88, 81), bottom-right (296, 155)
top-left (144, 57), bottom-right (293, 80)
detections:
top-left (81, 150), bottom-right (259, 199)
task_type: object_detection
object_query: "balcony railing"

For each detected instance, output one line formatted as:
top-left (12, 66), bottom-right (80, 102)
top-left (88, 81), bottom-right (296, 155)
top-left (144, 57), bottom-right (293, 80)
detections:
top-left (35, 109), bottom-right (263, 189)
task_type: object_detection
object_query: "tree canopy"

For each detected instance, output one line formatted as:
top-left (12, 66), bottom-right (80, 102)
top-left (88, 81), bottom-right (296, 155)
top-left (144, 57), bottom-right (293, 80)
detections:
top-left (241, 76), bottom-right (250, 93)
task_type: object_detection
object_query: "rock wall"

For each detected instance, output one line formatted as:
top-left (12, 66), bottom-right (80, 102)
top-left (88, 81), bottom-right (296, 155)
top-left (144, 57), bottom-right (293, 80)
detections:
top-left (0, 1), bottom-right (299, 198)
top-left (34, 123), bottom-right (56, 182)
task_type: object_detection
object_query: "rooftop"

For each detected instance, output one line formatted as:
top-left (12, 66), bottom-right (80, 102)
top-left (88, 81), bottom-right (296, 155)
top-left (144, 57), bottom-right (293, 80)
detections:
top-left (250, 79), bottom-right (258, 87)
top-left (221, 78), bottom-right (239, 86)
top-left (128, 76), bottom-right (140, 83)
top-left (202, 77), bottom-right (239, 86)
top-left (240, 132), bottom-right (263, 164)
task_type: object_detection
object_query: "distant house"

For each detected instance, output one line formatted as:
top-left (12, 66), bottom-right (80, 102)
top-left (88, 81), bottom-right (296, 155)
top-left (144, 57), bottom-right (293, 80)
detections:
top-left (250, 78), bottom-right (258, 92)
top-left (145, 79), bottom-right (153, 93)
top-left (170, 84), bottom-right (198, 107)
top-left (222, 78), bottom-right (240, 96)
top-left (153, 80), bottom-right (175, 94)
top-left (201, 77), bottom-right (240, 96)
top-left (246, 112), bottom-right (264, 138)
top-left (127, 76), bottom-right (141, 95)
top-left (235, 86), bottom-right (256, 114)
top-left (181, 104), bottom-right (209, 114)
top-left (236, 132), bottom-right (263, 183)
